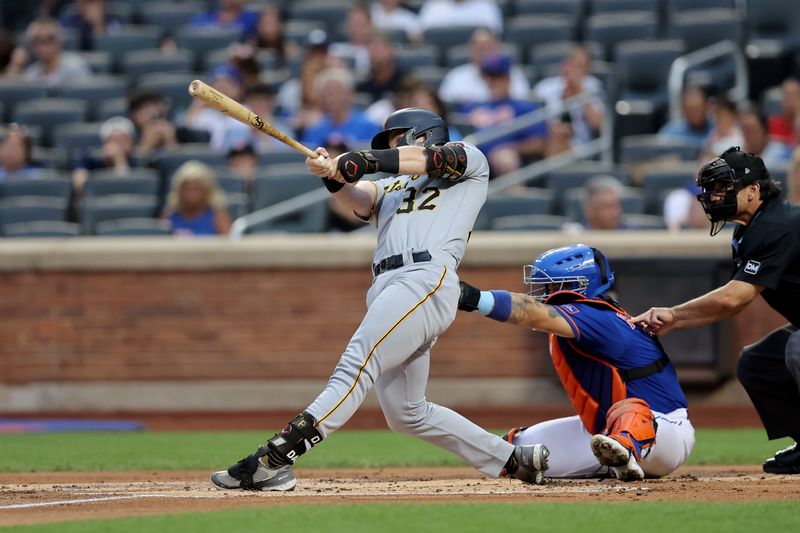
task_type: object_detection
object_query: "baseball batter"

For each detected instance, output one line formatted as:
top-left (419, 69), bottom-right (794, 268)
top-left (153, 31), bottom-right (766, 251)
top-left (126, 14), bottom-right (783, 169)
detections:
top-left (211, 108), bottom-right (549, 491)
top-left (459, 244), bottom-right (695, 480)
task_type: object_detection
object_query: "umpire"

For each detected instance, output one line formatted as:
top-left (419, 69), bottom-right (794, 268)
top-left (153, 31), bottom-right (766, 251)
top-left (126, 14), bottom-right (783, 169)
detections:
top-left (634, 146), bottom-right (800, 474)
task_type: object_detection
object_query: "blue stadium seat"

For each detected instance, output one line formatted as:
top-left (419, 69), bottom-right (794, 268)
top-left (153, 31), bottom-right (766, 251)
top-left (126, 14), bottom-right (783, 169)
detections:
top-left (0, 81), bottom-right (48, 123)
top-left (641, 163), bottom-right (698, 215)
top-left (137, 72), bottom-right (197, 112)
top-left (0, 196), bottom-right (68, 232)
top-left (585, 12), bottom-right (658, 61)
top-left (445, 42), bottom-right (522, 69)
top-left (618, 134), bottom-right (701, 165)
top-left (423, 26), bottom-right (486, 66)
top-left (504, 16), bottom-right (575, 64)
top-left (615, 39), bottom-right (685, 117)
top-left (514, 0), bottom-right (584, 28)
top-left (75, 50), bottom-right (113, 74)
top-left (564, 186), bottom-right (644, 221)
top-left (2, 220), bottom-right (80, 238)
top-left (84, 170), bottom-right (160, 198)
top-left (287, 0), bottom-right (353, 41)
top-left (95, 217), bottom-right (171, 236)
top-left (0, 175), bottom-right (72, 201)
top-left (80, 195), bottom-right (159, 234)
top-left (250, 164), bottom-right (327, 233)
top-left (589, 0), bottom-right (660, 16)
top-left (95, 25), bottom-right (163, 72)
top-left (490, 214), bottom-right (570, 231)
top-left (122, 49), bottom-right (193, 81)
top-left (474, 190), bottom-right (554, 231)
top-left (53, 122), bottom-right (103, 165)
top-left (623, 214), bottom-right (667, 229)
top-left (154, 144), bottom-right (227, 193)
top-left (54, 76), bottom-right (128, 121)
top-left (545, 162), bottom-right (630, 214)
top-left (224, 192), bottom-right (250, 219)
top-left (137, 1), bottom-right (205, 37)
top-left (13, 99), bottom-right (89, 147)
top-left (175, 26), bottom-right (242, 71)
top-left (745, 0), bottom-right (800, 59)
top-left (394, 45), bottom-right (439, 70)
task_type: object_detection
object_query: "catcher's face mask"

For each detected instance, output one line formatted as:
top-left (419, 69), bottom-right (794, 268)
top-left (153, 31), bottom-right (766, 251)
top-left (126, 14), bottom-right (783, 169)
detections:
top-left (524, 266), bottom-right (589, 302)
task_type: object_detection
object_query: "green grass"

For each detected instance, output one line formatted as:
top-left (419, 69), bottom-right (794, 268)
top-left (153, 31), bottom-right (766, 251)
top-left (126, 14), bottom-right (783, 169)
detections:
top-left (0, 428), bottom-right (793, 472)
top-left (6, 502), bottom-right (800, 533)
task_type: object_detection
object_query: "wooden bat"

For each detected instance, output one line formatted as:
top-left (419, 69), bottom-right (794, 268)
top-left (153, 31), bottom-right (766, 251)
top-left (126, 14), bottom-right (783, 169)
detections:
top-left (188, 79), bottom-right (319, 159)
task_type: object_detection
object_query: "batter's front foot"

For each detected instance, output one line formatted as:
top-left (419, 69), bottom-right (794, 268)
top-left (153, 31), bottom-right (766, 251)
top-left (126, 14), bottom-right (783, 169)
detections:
top-left (211, 445), bottom-right (297, 492)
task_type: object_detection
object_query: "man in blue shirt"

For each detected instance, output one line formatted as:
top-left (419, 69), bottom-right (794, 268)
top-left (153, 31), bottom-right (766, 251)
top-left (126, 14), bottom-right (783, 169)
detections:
top-left (459, 244), bottom-right (695, 480)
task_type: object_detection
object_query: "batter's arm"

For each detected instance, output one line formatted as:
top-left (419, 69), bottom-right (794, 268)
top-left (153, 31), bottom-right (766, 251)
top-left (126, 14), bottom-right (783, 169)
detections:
top-left (632, 280), bottom-right (762, 335)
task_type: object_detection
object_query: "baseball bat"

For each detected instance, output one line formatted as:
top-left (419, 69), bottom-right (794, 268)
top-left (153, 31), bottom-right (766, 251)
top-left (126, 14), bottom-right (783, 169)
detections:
top-left (187, 79), bottom-right (319, 159)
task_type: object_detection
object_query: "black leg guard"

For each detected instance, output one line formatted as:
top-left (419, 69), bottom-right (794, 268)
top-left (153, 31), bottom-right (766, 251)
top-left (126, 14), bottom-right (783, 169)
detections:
top-left (265, 412), bottom-right (323, 468)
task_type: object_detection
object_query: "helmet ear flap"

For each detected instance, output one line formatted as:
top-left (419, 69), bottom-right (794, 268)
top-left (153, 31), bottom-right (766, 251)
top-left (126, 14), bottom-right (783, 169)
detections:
top-left (592, 248), bottom-right (608, 286)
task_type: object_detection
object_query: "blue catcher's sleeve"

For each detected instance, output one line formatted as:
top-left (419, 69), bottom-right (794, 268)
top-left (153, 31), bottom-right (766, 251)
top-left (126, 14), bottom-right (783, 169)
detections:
top-left (552, 303), bottom-right (623, 355)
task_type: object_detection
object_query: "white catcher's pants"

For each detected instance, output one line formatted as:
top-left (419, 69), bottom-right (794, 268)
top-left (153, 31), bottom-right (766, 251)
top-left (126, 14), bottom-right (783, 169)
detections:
top-left (511, 408), bottom-right (695, 478)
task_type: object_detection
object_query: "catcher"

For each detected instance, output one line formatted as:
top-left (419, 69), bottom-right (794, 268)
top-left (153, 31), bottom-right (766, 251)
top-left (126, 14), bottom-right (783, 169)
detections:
top-left (459, 244), bottom-right (695, 480)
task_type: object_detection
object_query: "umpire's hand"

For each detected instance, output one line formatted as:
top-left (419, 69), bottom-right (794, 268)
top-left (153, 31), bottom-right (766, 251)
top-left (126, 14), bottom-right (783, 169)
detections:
top-left (632, 307), bottom-right (677, 335)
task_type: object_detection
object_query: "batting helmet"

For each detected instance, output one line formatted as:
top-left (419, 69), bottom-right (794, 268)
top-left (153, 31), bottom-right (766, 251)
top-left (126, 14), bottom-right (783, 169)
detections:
top-left (371, 107), bottom-right (449, 149)
top-left (524, 244), bottom-right (615, 302)
top-left (696, 146), bottom-right (769, 235)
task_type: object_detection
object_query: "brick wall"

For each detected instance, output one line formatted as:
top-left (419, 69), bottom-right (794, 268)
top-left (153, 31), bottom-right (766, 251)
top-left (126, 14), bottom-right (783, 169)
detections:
top-left (2, 265), bottom-right (788, 386)
top-left (0, 267), bottom-right (549, 384)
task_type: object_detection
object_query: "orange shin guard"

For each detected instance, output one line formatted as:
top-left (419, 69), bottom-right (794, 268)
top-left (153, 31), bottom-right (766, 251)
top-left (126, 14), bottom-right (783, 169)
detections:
top-left (604, 398), bottom-right (657, 460)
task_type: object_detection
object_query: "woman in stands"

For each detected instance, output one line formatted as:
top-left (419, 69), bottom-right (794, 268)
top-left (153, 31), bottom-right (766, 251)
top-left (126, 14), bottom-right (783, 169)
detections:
top-left (163, 161), bottom-right (231, 236)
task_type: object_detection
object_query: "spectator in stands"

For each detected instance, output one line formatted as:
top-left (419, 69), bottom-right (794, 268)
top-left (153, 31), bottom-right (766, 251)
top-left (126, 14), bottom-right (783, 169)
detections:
top-left (323, 137), bottom-right (364, 233)
top-left (59, 0), bottom-right (122, 51)
top-left (184, 64), bottom-right (250, 152)
top-left (252, 4), bottom-right (298, 69)
top-left (0, 124), bottom-right (40, 181)
top-left (224, 82), bottom-right (295, 154)
top-left (0, 29), bottom-right (17, 74)
top-left (768, 78), bottom-right (800, 146)
top-left (329, 5), bottom-right (373, 78)
top-left (418, 0), bottom-right (503, 35)
top-left (127, 89), bottom-right (178, 160)
top-left (705, 96), bottom-right (743, 155)
top-left (658, 86), bottom-right (714, 146)
top-left (356, 31), bottom-right (407, 103)
top-left (189, 0), bottom-right (259, 41)
top-left (71, 116), bottom-right (136, 194)
top-left (544, 119), bottom-right (574, 158)
top-left (581, 176), bottom-right (625, 231)
top-left (163, 161), bottom-right (232, 237)
top-left (438, 28), bottom-right (530, 106)
top-left (6, 18), bottom-right (91, 87)
top-left (533, 46), bottom-right (606, 147)
top-left (300, 67), bottom-right (381, 149)
top-left (370, 0), bottom-right (421, 43)
top-left (365, 72), bottom-right (420, 126)
top-left (740, 104), bottom-right (792, 168)
top-left (226, 141), bottom-right (258, 194)
top-left (459, 53), bottom-right (547, 176)
top-left (789, 148), bottom-right (800, 204)
top-left (276, 29), bottom-right (342, 136)
top-left (407, 81), bottom-right (463, 142)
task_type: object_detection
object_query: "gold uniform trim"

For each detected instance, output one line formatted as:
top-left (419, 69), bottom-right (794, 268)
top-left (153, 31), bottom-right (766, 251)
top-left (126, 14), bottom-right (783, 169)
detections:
top-left (315, 266), bottom-right (449, 427)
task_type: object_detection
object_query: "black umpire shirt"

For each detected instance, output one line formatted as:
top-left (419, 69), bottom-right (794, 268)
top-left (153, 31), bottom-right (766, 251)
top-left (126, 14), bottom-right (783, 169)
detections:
top-left (731, 195), bottom-right (800, 327)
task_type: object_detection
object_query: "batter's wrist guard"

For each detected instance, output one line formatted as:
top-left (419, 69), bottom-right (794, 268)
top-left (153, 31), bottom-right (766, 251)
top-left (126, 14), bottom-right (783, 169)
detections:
top-left (337, 149), bottom-right (400, 183)
top-left (265, 411), bottom-right (323, 468)
top-left (320, 176), bottom-right (345, 193)
top-left (425, 143), bottom-right (467, 181)
top-left (458, 281), bottom-right (481, 312)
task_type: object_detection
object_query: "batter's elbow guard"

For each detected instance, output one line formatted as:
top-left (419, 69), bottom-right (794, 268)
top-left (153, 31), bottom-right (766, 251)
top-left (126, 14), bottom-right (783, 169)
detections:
top-left (425, 143), bottom-right (467, 181)
top-left (337, 149), bottom-right (400, 183)
top-left (458, 281), bottom-right (481, 312)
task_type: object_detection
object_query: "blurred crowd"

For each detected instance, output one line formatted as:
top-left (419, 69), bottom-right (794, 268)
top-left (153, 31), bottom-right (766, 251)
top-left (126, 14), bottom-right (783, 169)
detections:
top-left (0, 0), bottom-right (798, 237)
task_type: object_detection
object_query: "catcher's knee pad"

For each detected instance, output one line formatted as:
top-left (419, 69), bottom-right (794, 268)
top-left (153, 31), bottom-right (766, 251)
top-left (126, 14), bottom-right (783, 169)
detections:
top-left (266, 412), bottom-right (323, 466)
top-left (604, 398), bottom-right (657, 460)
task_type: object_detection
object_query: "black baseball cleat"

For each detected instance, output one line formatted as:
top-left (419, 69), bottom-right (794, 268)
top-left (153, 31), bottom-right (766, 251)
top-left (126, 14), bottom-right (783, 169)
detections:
top-left (763, 442), bottom-right (800, 474)
top-left (504, 444), bottom-right (550, 485)
top-left (211, 445), bottom-right (297, 491)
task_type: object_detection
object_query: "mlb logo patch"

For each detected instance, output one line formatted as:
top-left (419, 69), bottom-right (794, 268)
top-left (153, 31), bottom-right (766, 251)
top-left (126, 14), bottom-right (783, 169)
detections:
top-left (561, 304), bottom-right (580, 314)
top-left (744, 260), bottom-right (761, 275)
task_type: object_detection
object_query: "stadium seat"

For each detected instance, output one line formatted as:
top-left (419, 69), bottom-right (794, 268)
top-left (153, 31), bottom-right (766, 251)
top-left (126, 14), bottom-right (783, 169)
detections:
top-left (474, 190), bottom-right (554, 231)
top-left (641, 163), bottom-right (698, 214)
top-left (589, 0), bottom-right (660, 15)
top-left (504, 15), bottom-right (574, 64)
top-left (615, 39), bottom-right (685, 117)
top-left (445, 42), bottom-right (522, 69)
top-left (224, 192), bottom-right (250, 219)
top-left (84, 171), bottom-right (160, 198)
top-left (212, 171), bottom-right (248, 195)
top-left (53, 122), bottom-right (103, 165)
top-left (585, 12), bottom-right (658, 61)
top-left (0, 81), bottom-right (48, 123)
top-left (259, 151), bottom-right (310, 168)
top-left (59, 1), bottom-right (134, 24)
top-left (514, 0), bottom-right (584, 28)
top-left (618, 134), bottom-right (701, 166)
top-left (623, 214), bottom-right (668, 229)
top-left (394, 45), bottom-right (439, 70)
top-left (122, 49), bottom-right (193, 81)
top-left (96, 97), bottom-right (129, 121)
top-left (13, 99), bottom-right (89, 147)
top-left (671, 9), bottom-right (743, 51)
top-left (564, 186), bottom-right (644, 222)
top-left (283, 20), bottom-right (327, 47)
top-left (545, 162), bottom-right (630, 214)
top-left (423, 26), bottom-right (485, 66)
top-left (137, 72), bottom-right (198, 113)
top-left (204, 48), bottom-right (280, 73)
top-left (745, 0), bottom-right (800, 59)
top-left (412, 66), bottom-right (449, 92)
top-left (75, 50), bottom-right (113, 74)
top-left (0, 196), bottom-right (68, 231)
top-left (175, 26), bottom-right (243, 71)
top-left (54, 76), bottom-right (129, 122)
top-left (80, 195), bottom-right (159, 234)
top-left (2, 220), bottom-right (80, 238)
top-left (154, 144), bottom-right (227, 192)
top-left (95, 25), bottom-right (163, 72)
top-left (666, 0), bottom-right (734, 16)
top-left (490, 214), bottom-right (570, 231)
top-left (0, 175), bottom-right (71, 201)
top-left (250, 164), bottom-right (327, 233)
top-left (137, 1), bottom-right (205, 37)
top-left (287, 0), bottom-right (353, 41)
top-left (30, 147), bottom-right (69, 170)
top-left (95, 217), bottom-right (171, 236)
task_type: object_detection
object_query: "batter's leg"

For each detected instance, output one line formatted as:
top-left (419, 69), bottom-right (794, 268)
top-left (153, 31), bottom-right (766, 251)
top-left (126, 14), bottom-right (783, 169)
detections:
top-left (306, 265), bottom-right (458, 437)
top-left (375, 343), bottom-right (514, 477)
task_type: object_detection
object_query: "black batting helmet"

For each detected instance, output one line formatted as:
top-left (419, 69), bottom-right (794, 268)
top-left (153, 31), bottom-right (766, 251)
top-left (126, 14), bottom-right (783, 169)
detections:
top-left (371, 107), bottom-right (449, 149)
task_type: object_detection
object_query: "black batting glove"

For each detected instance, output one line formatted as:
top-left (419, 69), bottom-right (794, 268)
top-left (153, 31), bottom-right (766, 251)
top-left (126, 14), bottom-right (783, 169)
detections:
top-left (458, 281), bottom-right (481, 312)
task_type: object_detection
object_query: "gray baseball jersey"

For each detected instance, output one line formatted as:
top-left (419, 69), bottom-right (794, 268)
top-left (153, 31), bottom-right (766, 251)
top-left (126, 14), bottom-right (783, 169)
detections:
top-left (305, 142), bottom-right (515, 477)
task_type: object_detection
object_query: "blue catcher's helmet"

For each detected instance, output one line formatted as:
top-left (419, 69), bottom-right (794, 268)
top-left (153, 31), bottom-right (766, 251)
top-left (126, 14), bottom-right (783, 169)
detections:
top-left (524, 244), bottom-right (615, 302)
